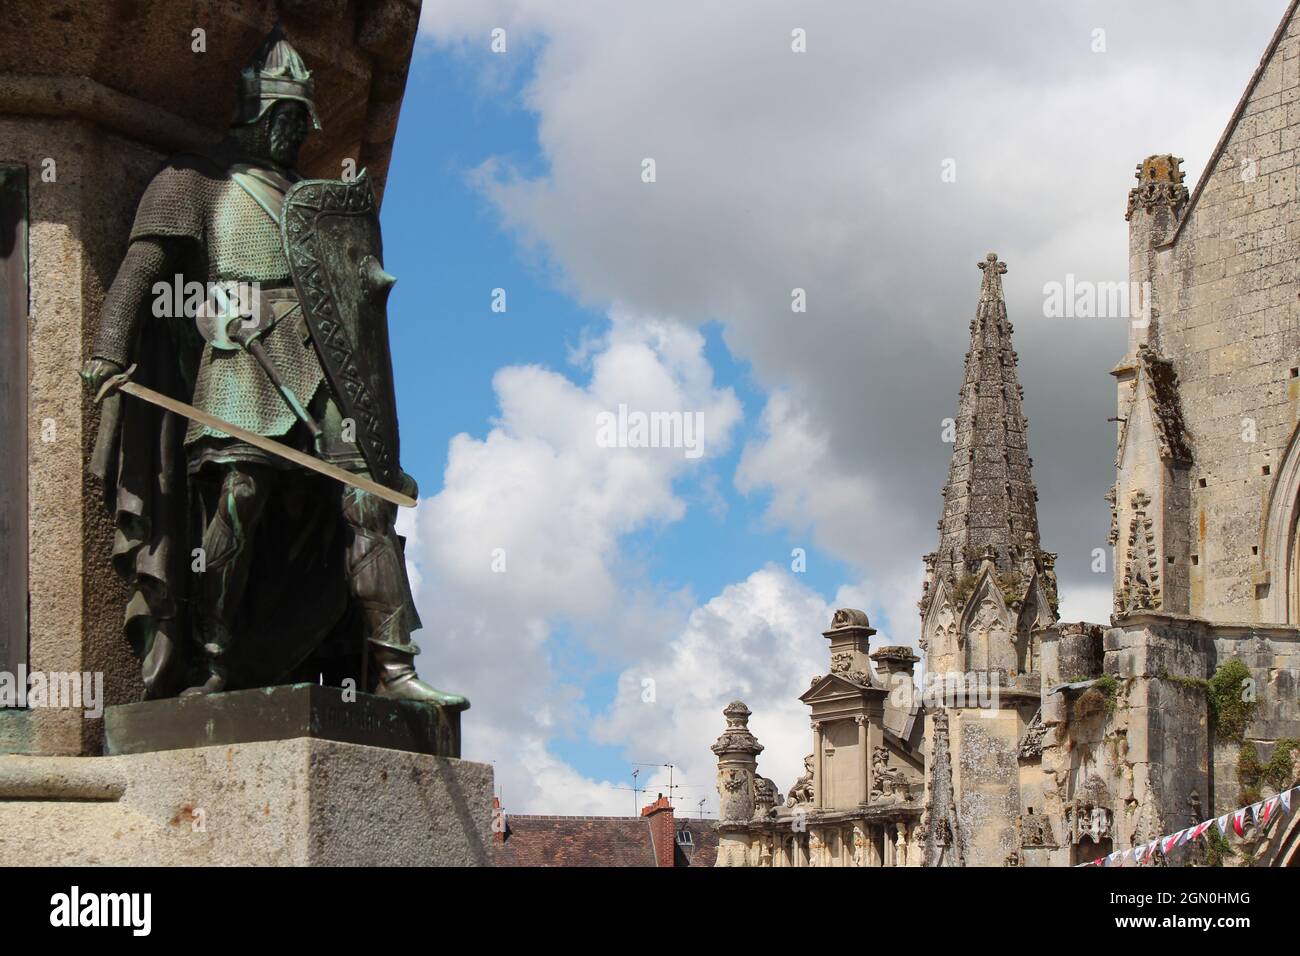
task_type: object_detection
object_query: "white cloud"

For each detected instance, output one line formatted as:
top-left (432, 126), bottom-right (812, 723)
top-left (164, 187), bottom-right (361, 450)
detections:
top-left (1057, 583), bottom-right (1115, 627)
top-left (401, 314), bottom-right (741, 811)
top-left (593, 566), bottom-right (832, 810)
top-left (590, 566), bottom-right (933, 816)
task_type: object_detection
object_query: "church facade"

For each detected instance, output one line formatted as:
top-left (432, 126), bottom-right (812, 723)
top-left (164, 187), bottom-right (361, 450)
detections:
top-left (712, 0), bottom-right (1300, 866)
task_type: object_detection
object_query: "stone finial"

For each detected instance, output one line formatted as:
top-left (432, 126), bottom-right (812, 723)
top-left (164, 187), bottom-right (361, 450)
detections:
top-left (977, 252), bottom-right (1007, 302)
top-left (711, 700), bottom-right (764, 757)
top-left (829, 607), bottom-right (871, 630)
top-left (1125, 154), bottom-right (1189, 221)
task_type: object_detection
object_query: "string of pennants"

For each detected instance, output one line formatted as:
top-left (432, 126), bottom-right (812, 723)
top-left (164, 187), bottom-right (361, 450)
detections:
top-left (1076, 785), bottom-right (1297, 866)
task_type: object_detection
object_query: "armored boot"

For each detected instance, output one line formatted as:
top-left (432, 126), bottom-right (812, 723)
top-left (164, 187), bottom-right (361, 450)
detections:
top-left (369, 636), bottom-right (468, 709)
top-left (182, 620), bottom-right (232, 696)
top-left (185, 465), bottom-right (271, 695)
top-left (344, 485), bottom-right (468, 710)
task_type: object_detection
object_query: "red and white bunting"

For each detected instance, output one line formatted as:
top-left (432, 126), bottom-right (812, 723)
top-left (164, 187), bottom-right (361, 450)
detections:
top-left (1260, 795), bottom-right (1279, 826)
top-left (1232, 807), bottom-right (1248, 837)
top-left (1074, 784), bottom-right (1299, 867)
top-left (1161, 829), bottom-right (1186, 854)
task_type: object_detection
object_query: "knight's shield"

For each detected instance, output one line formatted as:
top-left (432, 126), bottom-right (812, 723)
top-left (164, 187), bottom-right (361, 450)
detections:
top-left (282, 172), bottom-right (401, 488)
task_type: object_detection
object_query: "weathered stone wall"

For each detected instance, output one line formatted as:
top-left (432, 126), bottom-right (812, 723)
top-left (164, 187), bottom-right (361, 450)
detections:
top-left (950, 706), bottom-right (1027, 866)
top-left (1208, 624), bottom-right (1300, 813)
top-left (1137, 9), bottom-right (1300, 624)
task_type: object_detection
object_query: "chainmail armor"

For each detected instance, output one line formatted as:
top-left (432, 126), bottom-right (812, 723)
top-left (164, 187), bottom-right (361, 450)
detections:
top-left (97, 147), bottom-right (332, 456)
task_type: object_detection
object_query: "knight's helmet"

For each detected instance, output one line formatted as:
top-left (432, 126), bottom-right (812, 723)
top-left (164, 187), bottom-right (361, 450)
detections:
top-left (232, 24), bottom-right (322, 131)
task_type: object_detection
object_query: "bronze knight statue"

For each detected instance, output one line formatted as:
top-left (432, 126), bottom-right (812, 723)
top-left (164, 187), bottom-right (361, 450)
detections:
top-left (82, 27), bottom-right (466, 709)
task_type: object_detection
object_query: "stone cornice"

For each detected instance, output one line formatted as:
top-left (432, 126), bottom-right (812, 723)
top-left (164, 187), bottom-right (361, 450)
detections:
top-left (0, 75), bottom-right (213, 154)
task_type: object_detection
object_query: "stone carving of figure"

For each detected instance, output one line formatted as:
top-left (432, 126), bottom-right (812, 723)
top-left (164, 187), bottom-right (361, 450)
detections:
top-left (870, 746), bottom-right (911, 805)
top-left (753, 775), bottom-right (779, 820)
top-left (852, 825), bottom-right (869, 867)
top-left (786, 754), bottom-right (816, 807)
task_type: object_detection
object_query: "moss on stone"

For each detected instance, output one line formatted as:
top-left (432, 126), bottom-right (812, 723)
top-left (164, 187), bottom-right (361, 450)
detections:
top-left (1204, 826), bottom-right (1235, 867)
top-left (1263, 737), bottom-right (1299, 791)
top-left (952, 574), bottom-right (976, 608)
top-left (1158, 659), bottom-right (1255, 743)
top-left (1208, 659), bottom-right (1256, 743)
top-left (1238, 742), bottom-right (1263, 806)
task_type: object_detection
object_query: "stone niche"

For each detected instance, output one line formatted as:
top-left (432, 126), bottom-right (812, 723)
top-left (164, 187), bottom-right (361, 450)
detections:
top-left (0, 0), bottom-right (422, 757)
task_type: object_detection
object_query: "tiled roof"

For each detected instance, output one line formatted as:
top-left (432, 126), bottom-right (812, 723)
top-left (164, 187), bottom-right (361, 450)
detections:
top-left (672, 818), bottom-right (719, 867)
top-left (494, 814), bottom-right (718, 867)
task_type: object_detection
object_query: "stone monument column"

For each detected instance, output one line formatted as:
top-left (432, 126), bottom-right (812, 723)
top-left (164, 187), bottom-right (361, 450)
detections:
top-left (711, 699), bottom-right (764, 866)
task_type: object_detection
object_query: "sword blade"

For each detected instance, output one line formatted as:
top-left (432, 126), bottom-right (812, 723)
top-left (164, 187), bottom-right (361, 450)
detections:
top-left (114, 379), bottom-right (416, 509)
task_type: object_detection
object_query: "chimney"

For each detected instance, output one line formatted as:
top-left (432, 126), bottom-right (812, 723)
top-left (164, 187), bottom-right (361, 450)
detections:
top-left (641, 793), bottom-right (676, 868)
top-left (492, 795), bottom-right (506, 844)
top-left (870, 645), bottom-right (920, 681)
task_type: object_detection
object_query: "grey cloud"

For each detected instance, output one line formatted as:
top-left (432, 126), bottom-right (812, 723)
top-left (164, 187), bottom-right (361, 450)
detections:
top-left (422, 0), bottom-right (1288, 629)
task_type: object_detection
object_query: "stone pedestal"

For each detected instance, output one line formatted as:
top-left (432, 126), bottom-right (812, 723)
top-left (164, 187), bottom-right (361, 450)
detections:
top-left (0, 688), bottom-right (492, 866)
top-left (104, 684), bottom-right (462, 758)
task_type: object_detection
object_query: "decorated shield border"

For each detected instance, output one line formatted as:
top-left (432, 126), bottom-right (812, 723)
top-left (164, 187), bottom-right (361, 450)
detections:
top-left (281, 172), bottom-right (398, 487)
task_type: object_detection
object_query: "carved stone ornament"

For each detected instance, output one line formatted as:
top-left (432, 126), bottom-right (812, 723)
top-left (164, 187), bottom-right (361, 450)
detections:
top-left (830, 608), bottom-right (871, 629)
top-left (1017, 809), bottom-right (1057, 848)
top-left (1064, 803), bottom-right (1113, 845)
top-left (711, 700), bottom-right (764, 757)
top-left (718, 767), bottom-right (754, 824)
top-left (752, 776), bottom-right (779, 820)
top-left (1018, 708), bottom-right (1046, 759)
top-left (1124, 154), bottom-right (1189, 221)
top-left (786, 754), bottom-right (816, 808)
top-left (1119, 490), bottom-right (1160, 613)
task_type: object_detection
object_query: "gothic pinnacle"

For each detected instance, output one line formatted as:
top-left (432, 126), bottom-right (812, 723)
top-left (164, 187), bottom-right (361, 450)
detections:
top-left (930, 252), bottom-right (1044, 579)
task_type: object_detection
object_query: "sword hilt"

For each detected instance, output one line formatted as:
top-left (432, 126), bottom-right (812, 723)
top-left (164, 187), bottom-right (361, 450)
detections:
top-left (94, 363), bottom-right (138, 405)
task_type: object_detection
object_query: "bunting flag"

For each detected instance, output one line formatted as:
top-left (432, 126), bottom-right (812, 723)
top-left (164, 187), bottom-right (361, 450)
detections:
top-left (1161, 830), bottom-right (1186, 854)
top-left (1261, 796), bottom-right (1279, 826)
top-left (1074, 784), bottom-right (1300, 867)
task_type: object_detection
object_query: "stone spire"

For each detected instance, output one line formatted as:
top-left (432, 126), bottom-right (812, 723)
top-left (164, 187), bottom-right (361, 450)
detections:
top-left (932, 253), bottom-right (1042, 580)
top-left (919, 254), bottom-right (1058, 678)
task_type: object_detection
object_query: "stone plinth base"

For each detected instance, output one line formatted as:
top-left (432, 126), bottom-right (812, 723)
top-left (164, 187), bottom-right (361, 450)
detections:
top-left (0, 737), bottom-right (494, 865)
top-left (103, 684), bottom-right (462, 758)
